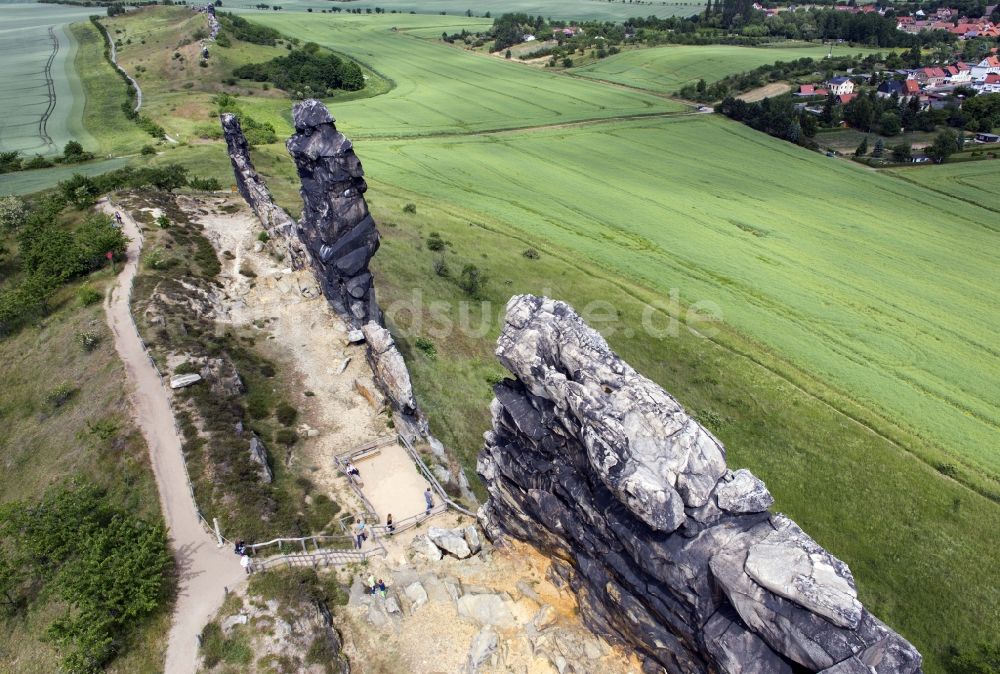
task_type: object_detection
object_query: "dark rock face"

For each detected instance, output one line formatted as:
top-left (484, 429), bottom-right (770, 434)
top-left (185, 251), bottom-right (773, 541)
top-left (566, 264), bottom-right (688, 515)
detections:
top-left (478, 294), bottom-right (922, 674)
top-left (286, 99), bottom-right (381, 326)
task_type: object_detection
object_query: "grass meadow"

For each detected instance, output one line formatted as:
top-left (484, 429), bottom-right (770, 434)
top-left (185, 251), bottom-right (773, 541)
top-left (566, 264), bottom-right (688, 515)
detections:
top-left (0, 2), bottom-right (97, 155)
top-left (346, 116), bottom-right (1000, 493)
top-left (888, 160), bottom-right (1000, 212)
top-left (0, 229), bottom-right (169, 672)
top-left (572, 42), bottom-right (886, 94)
top-left (222, 0), bottom-right (701, 21)
top-left (232, 12), bottom-right (684, 138)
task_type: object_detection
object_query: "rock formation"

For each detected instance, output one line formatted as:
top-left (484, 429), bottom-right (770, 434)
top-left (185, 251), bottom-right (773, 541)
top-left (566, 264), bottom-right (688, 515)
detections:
top-left (220, 113), bottom-right (306, 268)
top-left (478, 294), bottom-right (922, 674)
top-left (221, 101), bottom-right (415, 424)
top-left (286, 99), bottom-right (382, 326)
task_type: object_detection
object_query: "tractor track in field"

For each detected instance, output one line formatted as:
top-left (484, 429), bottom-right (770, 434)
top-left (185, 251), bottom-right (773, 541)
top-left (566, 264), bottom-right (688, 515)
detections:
top-left (37, 26), bottom-right (59, 150)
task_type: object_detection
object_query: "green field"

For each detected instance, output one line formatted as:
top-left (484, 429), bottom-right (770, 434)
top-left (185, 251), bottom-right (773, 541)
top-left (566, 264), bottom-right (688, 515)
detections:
top-left (224, 0), bottom-right (700, 21)
top-left (572, 43), bottom-right (884, 94)
top-left (888, 160), bottom-right (1000, 212)
top-left (0, 1), bottom-right (97, 155)
top-left (230, 12), bottom-right (684, 138)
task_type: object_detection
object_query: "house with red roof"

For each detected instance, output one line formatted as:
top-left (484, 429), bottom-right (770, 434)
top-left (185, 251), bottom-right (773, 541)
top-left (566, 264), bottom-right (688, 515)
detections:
top-left (971, 55), bottom-right (1000, 81)
top-left (836, 93), bottom-right (857, 105)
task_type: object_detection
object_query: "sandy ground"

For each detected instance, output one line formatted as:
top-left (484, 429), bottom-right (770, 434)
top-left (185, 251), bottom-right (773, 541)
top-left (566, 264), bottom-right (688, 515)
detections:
top-left (737, 82), bottom-right (792, 102)
top-left (355, 445), bottom-right (436, 523)
top-left (101, 199), bottom-right (246, 674)
top-left (188, 197), bottom-right (388, 509)
top-left (345, 514), bottom-right (644, 674)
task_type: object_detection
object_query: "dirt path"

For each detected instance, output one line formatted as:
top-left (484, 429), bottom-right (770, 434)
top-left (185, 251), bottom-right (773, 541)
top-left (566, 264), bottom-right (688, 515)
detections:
top-left (101, 199), bottom-right (245, 674)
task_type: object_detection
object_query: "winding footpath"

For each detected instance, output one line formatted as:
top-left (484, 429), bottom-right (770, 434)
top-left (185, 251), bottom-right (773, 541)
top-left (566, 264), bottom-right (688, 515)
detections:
top-left (101, 200), bottom-right (244, 674)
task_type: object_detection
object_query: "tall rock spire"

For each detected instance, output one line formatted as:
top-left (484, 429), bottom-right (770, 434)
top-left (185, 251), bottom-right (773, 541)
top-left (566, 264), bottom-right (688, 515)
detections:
top-left (286, 99), bottom-right (381, 326)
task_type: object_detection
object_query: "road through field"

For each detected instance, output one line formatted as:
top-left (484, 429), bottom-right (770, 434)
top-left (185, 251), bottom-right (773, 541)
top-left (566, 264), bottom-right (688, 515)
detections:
top-left (101, 199), bottom-right (245, 674)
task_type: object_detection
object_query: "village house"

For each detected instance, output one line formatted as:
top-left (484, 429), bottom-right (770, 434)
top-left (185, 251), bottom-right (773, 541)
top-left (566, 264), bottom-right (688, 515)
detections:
top-left (971, 55), bottom-right (1000, 81)
top-left (827, 76), bottom-right (854, 96)
top-left (876, 79), bottom-right (921, 101)
top-left (974, 132), bottom-right (1000, 143)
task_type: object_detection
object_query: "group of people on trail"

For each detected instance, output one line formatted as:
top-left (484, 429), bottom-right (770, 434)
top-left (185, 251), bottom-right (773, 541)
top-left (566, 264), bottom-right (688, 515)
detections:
top-left (234, 540), bottom-right (252, 574)
top-left (367, 574), bottom-right (388, 598)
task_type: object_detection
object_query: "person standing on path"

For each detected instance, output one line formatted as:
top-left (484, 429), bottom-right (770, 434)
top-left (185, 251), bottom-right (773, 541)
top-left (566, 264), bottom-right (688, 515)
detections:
top-left (240, 554), bottom-right (251, 575)
top-left (367, 574), bottom-right (377, 595)
top-left (424, 487), bottom-right (434, 515)
top-left (353, 520), bottom-right (367, 550)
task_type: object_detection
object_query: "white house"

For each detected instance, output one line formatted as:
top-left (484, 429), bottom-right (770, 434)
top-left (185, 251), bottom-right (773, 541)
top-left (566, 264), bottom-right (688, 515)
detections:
top-left (827, 76), bottom-right (854, 95)
top-left (970, 55), bottom-right (1000, 81)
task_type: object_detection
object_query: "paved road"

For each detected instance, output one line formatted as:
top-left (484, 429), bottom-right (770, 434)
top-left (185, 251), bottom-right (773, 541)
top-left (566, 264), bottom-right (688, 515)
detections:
top-left (101, 199), bottom-right (245, 674)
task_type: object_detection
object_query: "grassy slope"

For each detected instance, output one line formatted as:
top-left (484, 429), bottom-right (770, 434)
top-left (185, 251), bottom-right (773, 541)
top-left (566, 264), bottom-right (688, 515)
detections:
top-left (68, 20), bottom-right (150, 156)
top-left (0, 233), bottom-right (169, 673)
top-left (233, 12), bottom-right (683, 138)
top-left (341, 179), bottom-right (1000, 674)
top-left (572, 43), bottom-right (885, 94)
top-left (220, 0), bottom-right (697, 21)
top-left (887, 160), bottom-right (1000, 213)
top-left (349, 116), bottom-right (1000, 492)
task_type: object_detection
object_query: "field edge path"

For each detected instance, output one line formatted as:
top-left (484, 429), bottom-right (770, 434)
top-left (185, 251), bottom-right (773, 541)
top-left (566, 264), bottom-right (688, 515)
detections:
top-left (100, 198), bottom-right (244, 674)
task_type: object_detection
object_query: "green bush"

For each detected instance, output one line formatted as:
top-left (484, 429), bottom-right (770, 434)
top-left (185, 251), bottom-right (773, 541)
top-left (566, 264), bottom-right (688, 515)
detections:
top-left (426, 232), bottom-right (446, 251)
top-left (77, 286), bottom-right (103, 306)
top-left (522, 248), bottom-right (539, 259)
top-left (156, 215), bottom-right (171, 229)
top-left (275, 428), bottom-right (298, 446)
top-left (257, 231), bottom-right (270, 243)
top-left (275, 402), bottom-right (298, 426)
top-left (189, 176), bottom-right (222, 191)
top-left (457, 263), bottom-right (488, 299)
top-left (415, 336), bottom-right (437, 359)
top-left (402, 203), bottom-right (417, 214)
top-left (141, 145), bottom-right (157, 156)
top-left (77, 331), bottom-right (101, 352)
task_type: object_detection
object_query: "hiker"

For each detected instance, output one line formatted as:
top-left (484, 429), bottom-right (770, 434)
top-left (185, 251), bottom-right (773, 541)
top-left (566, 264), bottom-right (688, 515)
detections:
top-left (240, 554), bottom-right (251, 575)
top-left (345, 461), bottom-right (360, 478)
top-left (367, 574), bottom-right (377, 595)
top-left (386, 513), bottom-right (394, 534)
top-left (234, 539), bottom-right (246, 555)
top-left (376, 578), bottom-right (387, 598)
top-left (114, 211), bottom-right (122, 224)
top-left (424, 487), bottom-right (434, 515)
top-left (353, 521), bottom-right (367, 550)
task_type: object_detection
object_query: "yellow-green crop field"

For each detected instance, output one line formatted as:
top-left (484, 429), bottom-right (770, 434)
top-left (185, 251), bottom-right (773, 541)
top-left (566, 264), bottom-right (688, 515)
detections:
top-left (572, 42), bottom-right (887, 94)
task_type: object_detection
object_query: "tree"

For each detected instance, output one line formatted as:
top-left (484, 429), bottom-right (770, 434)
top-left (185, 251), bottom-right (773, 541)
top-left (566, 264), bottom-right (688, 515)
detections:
top-left (947, 641), bottom-right (1000, 674)
top-left (457, 263), bottom-right (488, 298)
top-left (891, 142), bottom-right (912, 163)
top-left (854, 136), bottom-right (869, 156)
top-left (879, 111), bottom-right (901, 136)
top-left (696, 78), bottom-right (707, 95)
top-left (873, 137), bottom-right (885, 158)
top-left (799, 112), bottom-right (818, 138)
top-left (927, 129), bottom-right (960, 163)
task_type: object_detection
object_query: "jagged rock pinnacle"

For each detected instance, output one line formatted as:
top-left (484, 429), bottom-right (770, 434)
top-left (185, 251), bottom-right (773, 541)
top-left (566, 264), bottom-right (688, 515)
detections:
top-left (478, 294), bottom-right (922, 674)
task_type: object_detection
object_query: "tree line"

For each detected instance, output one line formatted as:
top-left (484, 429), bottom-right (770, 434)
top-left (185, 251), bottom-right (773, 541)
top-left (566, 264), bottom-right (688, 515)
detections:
top-left (233, 43), bottom-right (365, 96)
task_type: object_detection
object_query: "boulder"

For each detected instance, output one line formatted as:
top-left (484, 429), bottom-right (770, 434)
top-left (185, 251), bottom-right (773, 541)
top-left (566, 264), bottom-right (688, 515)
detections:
top-left (744, 515), bottom-right (862, 630)
top-left (467, 626), bottom-right (499, 674)
top-left (532, 605), bottom-right (558, 632)
top-left (457, 593), bottom-right (515, 627)
top-left (410, 534), bottom-right (442, 562)
top-left (715, 469), bottom-right (774, 514)
top-left (248, 433), bottom-right (274, 484)
top-left (169, 373), bottom-right (202, 389)
top-left (428, 527), bottom-right (472, 559)
top-left (477, 295), bottom-right (923, 674)
top-left (404, 581), bottom-right (428, 611)
top-left (220, 613), bottom-right (248, 636)
top-left (464, 526), bottom-right (482, 554)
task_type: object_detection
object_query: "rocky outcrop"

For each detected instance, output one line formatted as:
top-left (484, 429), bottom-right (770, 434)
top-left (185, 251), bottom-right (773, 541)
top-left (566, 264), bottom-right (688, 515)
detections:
top-left (248, 433), bottom-right (274, 484)
top-left (286, 100), bottom-right (381, 326)
top-left (362, 322), bottom-right (416, 414)
top-left (477, 294), bottom-right (922, 674)
top-left (220, 113), bottom-right (306, 268)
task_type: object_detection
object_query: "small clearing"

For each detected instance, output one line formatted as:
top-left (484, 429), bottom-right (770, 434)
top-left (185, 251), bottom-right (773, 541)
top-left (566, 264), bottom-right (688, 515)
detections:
top-left (737, 82), bottom-right (792, 102)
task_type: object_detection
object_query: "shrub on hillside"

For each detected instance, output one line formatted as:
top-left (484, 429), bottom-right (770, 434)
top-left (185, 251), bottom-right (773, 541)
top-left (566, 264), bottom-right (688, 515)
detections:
top-left (275, 402), bottom-right (297, 426)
